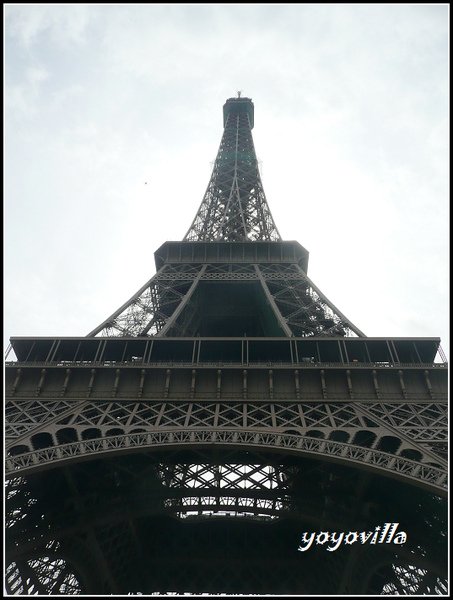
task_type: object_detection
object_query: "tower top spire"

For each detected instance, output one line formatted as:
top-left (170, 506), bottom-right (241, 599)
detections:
top-left (223, 95), bottom-right (254, 129)
top-left (185, 96), bottom-right (278, 241)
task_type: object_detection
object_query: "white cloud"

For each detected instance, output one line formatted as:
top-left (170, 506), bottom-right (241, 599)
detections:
top-left (5, 4), bottom-right (94, 47)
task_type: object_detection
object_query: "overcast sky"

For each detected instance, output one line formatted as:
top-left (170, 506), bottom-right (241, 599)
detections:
top-left (5, 4), bottom-right (449, 360)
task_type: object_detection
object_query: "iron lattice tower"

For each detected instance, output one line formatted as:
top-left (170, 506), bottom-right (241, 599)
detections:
top-left (5, 96), bottom-right (448, 595)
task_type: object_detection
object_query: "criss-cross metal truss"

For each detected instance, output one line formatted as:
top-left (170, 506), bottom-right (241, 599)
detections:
top-left (4, 430), bottom-right (448, 594)
top-left (184, 97), bottom-right (280, 242)
top-left (5, 542), bottom-right (82, 595)
top-left (5, 95), bottom-right (448, 595)
top-left (88, 261), bottom-right (365, 338)
top-left (5, 391), bottom-right (448, 491)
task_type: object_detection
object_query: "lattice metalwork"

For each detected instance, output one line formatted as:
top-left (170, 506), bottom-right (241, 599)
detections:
top-left (88, 95), bottom-right (365, 339)
top-left (87, 264), bottom-right (204, 337)
top-left (5, 527), bottom-right (82, 596)
top-left (6, 398), bottom-right (447, 465)
top-left (158, 462), bottom-right (286, 519)
top-left (5, 94), bottom-right (448, 595)
top-left (5, 450), bottom-right (448, 595)
top-left (380, 564), bottom-right (448, 595)
top-left (6, 391), bottom-right (448, 491)
top-left (89, 261), bottom-right (364, 337)
top-left (257, 263), bottom-right (364, 337)
top-left (5, 556), bottom-right (82, 595)
top-left (185, 97), bottom-right (280, 242)
top-left (6, 430), bottom-right (447, 491)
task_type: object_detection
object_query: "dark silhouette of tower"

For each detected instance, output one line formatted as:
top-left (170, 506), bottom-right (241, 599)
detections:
top-left (5, 96), bottom-right (447, 595)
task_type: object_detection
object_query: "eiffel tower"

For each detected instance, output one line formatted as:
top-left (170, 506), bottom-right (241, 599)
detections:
top-left (5, 95), bottom-right (448, 595)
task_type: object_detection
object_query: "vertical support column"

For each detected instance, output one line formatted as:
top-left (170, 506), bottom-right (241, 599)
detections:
top-left (346, 369), bottom-right (353, 399)
top-left (192, 340), bottom-right (198, 364)
top-left (289, 340), bottom-right (294, 363)
top-left (398, 370), bottom-right (407, 399)
top-left (138, 369), bottom-right (146, 398)
top-left (320, 369), bottom-right (327, 399)
top-left (268, 369), bottom-right (274, 400)
top-left (294, 369), bottom-right (300, 400)
top-left (61, 368), bottom-right (71, 397)
top-left (87, 369), bottom-right (96, 398)
top-left (190, 370), bottom-right (196, 399)
top-left (216, 369), bottom-right (222, 399)
top-left (292, 339), bottom-right (299, 363)
top-left (372, 369), bottom-right (380, 399)
top-left (11, 368), bottom-right (22, 395)
top-left (242, 339), bottom-right (249, 366)
top-left (112, 369), bottom-right (121, 398)
top-left (423, 370), bottom-right (433, 399)
top-left (242, 370), bottom-right (248, 400)
top-left (164, 369), bottom-right (171, 399)
top-left (36, 369), bottom-right (46, 396)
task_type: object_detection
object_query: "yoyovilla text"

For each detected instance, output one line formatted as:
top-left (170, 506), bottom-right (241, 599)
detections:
top-left (298, 523), bottom-right (407, 552)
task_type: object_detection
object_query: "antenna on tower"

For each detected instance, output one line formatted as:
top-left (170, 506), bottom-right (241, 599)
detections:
top-left (237, 90), bottom-right (242, 98)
